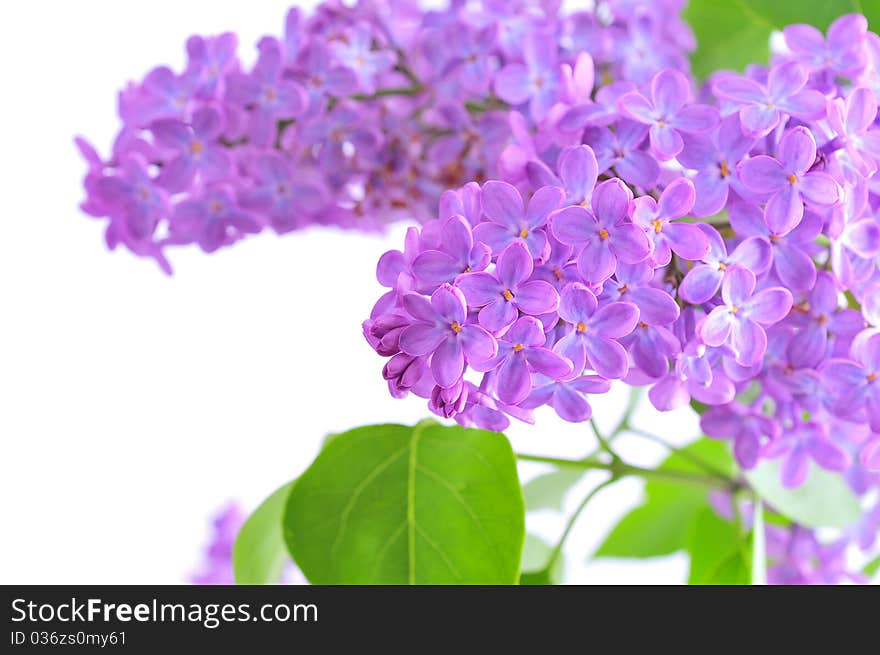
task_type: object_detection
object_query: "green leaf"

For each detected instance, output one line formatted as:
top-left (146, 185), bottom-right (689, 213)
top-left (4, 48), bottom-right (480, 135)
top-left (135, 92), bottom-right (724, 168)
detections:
top-left (519, 534), bottom-right (564, 585)
top-left (232, 481), bottom-right (295, 585)
top-left (684, 0), bottom-right (879, 80)
top-left (686, 508), bottom-right (752, 585)
top-left (594, 484), bottom-right (708, 558)
top-left (283, 420), bottom-right (525, 584)
top-left (522, 468), bottom-right (584, 512)
top-left (862, 554), bottom-right (880, 579)
top-left (746, 460), bottom-right (862, 528)
top-left (595, 438), bottom-right (735, 559)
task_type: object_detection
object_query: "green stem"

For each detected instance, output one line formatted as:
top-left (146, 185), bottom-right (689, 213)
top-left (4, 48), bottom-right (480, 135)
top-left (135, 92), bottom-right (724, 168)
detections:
top-left (543, 476), bottom-right (617, 574)
top-left (626, 426), bottom-right (731, 480)
top-left (351, 85), bottom-right (424, 101)
top-left (590, 418), bottom-right (620, 462)
top-left (515, 453), bottom-right (740, 491)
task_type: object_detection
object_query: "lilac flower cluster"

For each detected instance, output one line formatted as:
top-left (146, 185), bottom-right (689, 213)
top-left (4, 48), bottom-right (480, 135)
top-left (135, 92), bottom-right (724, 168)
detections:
top-left (76, 0), bottom-right (693, 272)
top-left (365, 13), bottom-right (880, 579)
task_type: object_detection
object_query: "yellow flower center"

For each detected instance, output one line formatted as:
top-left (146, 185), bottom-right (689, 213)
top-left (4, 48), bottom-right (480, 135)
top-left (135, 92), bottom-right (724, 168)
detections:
top-left (598, 228), bottom-right (610, 240)
top-left (651, 219), bottom-right (663, 234)
top-left (787, 174), bottom-right (798, 185)
top-left (554, 268), bottom-right (564, 280)
top-left (502, 289), bottom-right (514, 301)
top-left (576, 322), bottom-right (587, 333)
top-left (451, 321), bottom-right (463, 333)
top-left (869, 372), bottom-right (879, 382)
top-left (718, 262), bottom-right (727, 271)
top-left (519, 228), bottom-right (529, 238)
top-left (513, 343), bottom-right (525, 352)
top-left (191, 140), bottom-right (203, 155)
top-left (719, 161), bottom-right (730, 178)
top-left (730, 304), bottom-right (740, 314)
top-left (618, 284), bottom-right (629, 294)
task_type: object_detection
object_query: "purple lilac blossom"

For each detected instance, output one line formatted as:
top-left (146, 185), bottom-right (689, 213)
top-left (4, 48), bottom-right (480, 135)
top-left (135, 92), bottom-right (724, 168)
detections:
top-left (78, 1), bottom-right (696, 273)
top-left (365, 13), bottom-right (880, 525)
top-left (79, 1), bottom-right (880, 583)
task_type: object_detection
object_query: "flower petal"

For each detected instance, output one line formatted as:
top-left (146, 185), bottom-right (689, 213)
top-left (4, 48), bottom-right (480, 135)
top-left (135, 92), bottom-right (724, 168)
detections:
top-left (585, 336), bottom-right (629, 378)
top-left (738, 156), bottom-right (787, 193)
top-left (481, 180), bottom-right (524, 227)
top-left (526, 348), bottom-right (574, 379)
top-left (496, 353), bottom-right (532, 404)
top-left (400, 323), bottom-right (446, 356)
top-left (496, 241), bottom-right (533, 288)
top-left (455, 272), bottom-right (500, 307)
top-left (550, 205), bottom-right (595, 246)
top-left (460, 325), bottom-right (498, 364)
top-left (515, 280), bottom-right (559, 315)
top-left (700, 307), bottom-right (733, 346)
top-left (680, 264), bottom-right (723, 304)
top-left (744, 287), bottom-right (793, 325)
top-left (431, 337), bottom-right (464, 388)
top-left (590, 301), bottom-right (640, 338)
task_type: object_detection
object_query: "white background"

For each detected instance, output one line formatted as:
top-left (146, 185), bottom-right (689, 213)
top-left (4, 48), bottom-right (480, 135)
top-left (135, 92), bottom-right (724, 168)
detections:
top-left (0, 1), bottom-right (701, 583)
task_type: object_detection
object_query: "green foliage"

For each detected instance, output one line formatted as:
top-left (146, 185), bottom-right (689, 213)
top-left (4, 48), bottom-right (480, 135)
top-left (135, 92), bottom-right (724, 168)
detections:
top-left (283, 421), bottom-right (525, 584)
top-left (232, 481), bottom-right (296, 585)
top-left (594, 484), bottom-right (708, 558)
top-left (684, 0), bottom-right (880, 79)
top-left (862, 554), bottom-right (880, 579)
top-left (594, 438), bottom-right (735, 559)
top-left (519, 534), bottom-right (564, 585)
top-left (746, 460), bottom-right (862, 528)
top-left (686, 508), bottom-right (752, 585)
top-left (522, 468), bottom-right (585, 512)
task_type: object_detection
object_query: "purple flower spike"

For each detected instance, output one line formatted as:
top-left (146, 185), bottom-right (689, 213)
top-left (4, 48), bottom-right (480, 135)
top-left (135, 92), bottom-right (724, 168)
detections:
top-left (679, 223), bottom-right (772, 304)
top-left (821, 333), bottom-right (880, 432)
top-left (550, 178), bottom-right (650, 283)
top-left (631, 178), bottom-right (708, 266)
top-left (712, 62), bottom-right (826, 137)
top-left (738, 126), bottom-right (840, 235)
top-left (411, 215), bottom-right (491, 288)
top-left (474, 182), bottom-right (564, 259)
top-left (398, 284), bottom-right (498, 389)
top-left (455, 241), bottom-right (559, 332)
top-left (554, 283), bottom-right (640, 379)
top-left (474, 317), bottom-right (573, 405)
top-left (618, 69), bottom-right (719, 159)
top-left (783, 14), bottom-right (868, 77)
top-left (763, 422), bottom-right (851, 488)
top-left (678, 114), bottom-right (756, 217)
top-left (699, 266), bottom-right (793, 366)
